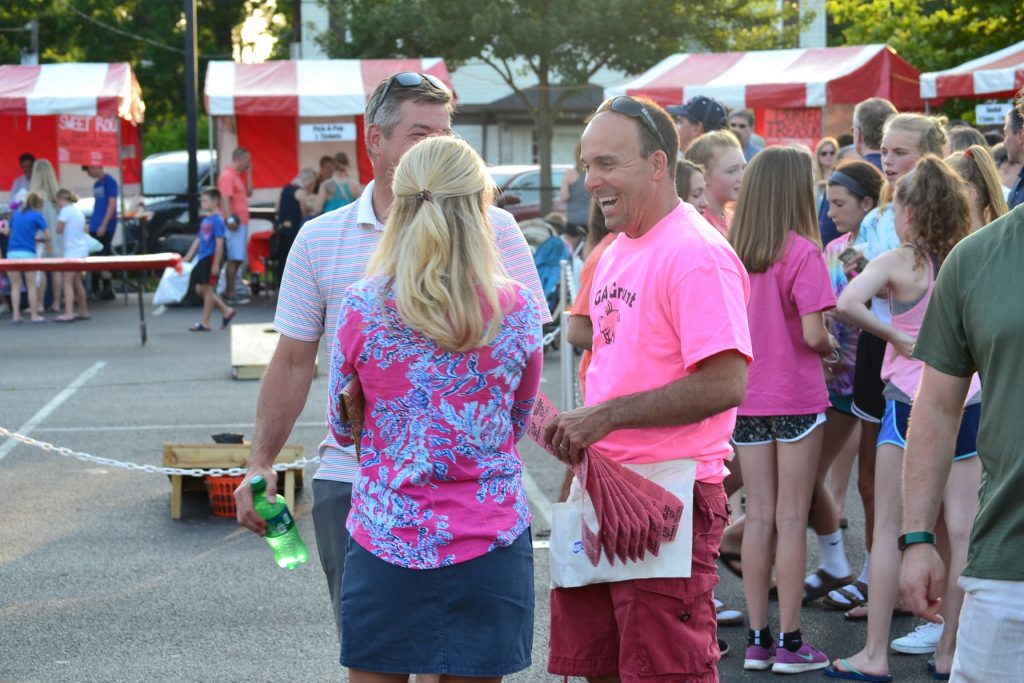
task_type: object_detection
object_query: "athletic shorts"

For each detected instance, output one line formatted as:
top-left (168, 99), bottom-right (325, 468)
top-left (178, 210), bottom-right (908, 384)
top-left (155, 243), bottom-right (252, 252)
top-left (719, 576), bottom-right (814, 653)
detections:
top-left (341, 531), bottom-right (533, 676)
top-left (852, 330), bottom-right (887, 422)
top-left (829, 390), bottom-right (855, 416)
top-left (877, 400), bottom-right (980, 460)
top-left (225, 223), bottom-right (248, 262)
top-left (548, 482), bottom-right (727, 683)
top-left (192, 256), bottom-right (213, 284)
top-left (7, 249), bottom-right (37, 260)
top-left (732, 413), bottom-right (827, 446)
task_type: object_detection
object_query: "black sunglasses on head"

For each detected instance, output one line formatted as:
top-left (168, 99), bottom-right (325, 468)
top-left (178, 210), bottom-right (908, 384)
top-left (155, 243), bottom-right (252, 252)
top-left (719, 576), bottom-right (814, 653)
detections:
top-left (379, 71), bottom-right (450, 106)
top-left (602, 96), bottom-right (669, 155)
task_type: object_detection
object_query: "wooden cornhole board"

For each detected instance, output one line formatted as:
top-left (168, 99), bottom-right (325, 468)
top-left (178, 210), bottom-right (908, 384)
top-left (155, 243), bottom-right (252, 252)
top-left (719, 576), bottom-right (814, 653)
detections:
top-left (230, 323), bottom-right (319, 380)
top-left (161, 443), bottom-right (305, 519)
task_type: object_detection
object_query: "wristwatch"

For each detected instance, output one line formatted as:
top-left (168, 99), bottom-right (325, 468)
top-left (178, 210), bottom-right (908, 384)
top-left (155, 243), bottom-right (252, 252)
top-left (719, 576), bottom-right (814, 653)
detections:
top-left (898, 531), bottom-right (936, 551)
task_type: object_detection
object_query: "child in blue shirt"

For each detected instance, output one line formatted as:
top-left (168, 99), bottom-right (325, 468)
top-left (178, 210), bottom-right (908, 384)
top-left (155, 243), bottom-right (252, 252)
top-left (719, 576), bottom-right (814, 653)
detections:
top-left (182, 189), bottom-right (235, 331)
top-left (8, 192), bottom-right (51, 323)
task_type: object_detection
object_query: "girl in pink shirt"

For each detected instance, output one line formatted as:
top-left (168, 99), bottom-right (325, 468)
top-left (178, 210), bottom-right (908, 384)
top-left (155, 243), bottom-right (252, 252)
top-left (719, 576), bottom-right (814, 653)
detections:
top-left (728, 146), bottom-right (838, 674)
top-left (832, 157), bottom-right (979, 680)
top-left (688, 131), bottom-right (745, 237)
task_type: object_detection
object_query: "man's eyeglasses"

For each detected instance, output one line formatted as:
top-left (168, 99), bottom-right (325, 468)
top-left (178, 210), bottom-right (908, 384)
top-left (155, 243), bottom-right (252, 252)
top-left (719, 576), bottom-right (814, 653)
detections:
top-left (602, 96), bottom-right (669, 155)
top-left (378, 71), bottom-right (450, 107)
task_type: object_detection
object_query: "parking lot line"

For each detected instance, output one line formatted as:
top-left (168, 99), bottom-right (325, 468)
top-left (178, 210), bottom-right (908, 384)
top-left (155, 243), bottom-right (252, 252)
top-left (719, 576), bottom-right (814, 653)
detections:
top-left (34, 420), bottom-right (326, 433)
top-left (0, 361), bottom-right (107, 462)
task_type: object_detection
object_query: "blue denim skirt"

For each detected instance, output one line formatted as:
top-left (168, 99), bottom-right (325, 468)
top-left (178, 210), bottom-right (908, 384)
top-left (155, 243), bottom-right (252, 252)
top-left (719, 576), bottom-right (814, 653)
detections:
top-left (340, 530), bottom-right (534, 676)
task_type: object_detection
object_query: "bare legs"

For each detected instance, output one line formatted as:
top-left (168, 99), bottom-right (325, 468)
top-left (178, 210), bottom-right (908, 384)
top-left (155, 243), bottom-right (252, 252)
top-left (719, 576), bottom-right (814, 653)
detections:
top-left (932, 456), bottom-right (981, 674)
top-left (349, 672), bottom-right (501, 683)
top-left (832, 443), bottom-right (902, 676)
top-left (62, 271), bottom-right (89, 319)
top-left (740, 425), bottom-right (824, 633)
top-left (9, 270), bottom-right (43, 323)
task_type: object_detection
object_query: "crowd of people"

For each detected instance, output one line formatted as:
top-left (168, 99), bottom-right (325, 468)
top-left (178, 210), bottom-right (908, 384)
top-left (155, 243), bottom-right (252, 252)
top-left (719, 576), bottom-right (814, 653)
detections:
top-left (228, 68), bottom-right (1022, 683)
top-left (0, 154), bottom-right (124, 322)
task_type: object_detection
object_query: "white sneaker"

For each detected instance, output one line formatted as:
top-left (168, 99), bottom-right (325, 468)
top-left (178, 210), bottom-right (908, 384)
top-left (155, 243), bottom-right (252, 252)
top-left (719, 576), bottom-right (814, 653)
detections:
top-left (891, 621), bottom-right (943, 654)
top-left (715, 598), bottom-right (743, 626)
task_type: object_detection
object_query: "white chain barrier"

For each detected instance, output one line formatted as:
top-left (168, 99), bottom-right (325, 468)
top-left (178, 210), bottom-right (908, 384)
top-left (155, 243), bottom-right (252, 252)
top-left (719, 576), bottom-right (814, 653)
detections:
top-left (0, 426), bottom-right (318, 477)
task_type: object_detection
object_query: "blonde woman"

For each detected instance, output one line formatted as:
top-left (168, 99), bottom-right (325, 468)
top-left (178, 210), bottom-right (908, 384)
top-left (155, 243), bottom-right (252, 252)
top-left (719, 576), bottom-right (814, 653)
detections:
top-left (7, 192), bottom-right (51, 323)
top-left (814, 137), bottom-right (840, 189)
top-left (54, 189), bottom-right (90, 322)
top-left (29, 158), bottom-right (61, 311)
top-left (946, 144), bottom-right (1009, 231)
top-left (327, 135), bottom-right (543, 682)
top-left (688, 130), bottom-right (745, 236)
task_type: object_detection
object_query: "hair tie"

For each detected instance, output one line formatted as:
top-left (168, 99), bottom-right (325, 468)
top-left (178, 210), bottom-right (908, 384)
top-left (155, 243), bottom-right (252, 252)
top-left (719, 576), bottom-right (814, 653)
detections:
top-left (964, 148), bottom-right (974, 160)
top-left (416, 190), bottom-right (433, 202)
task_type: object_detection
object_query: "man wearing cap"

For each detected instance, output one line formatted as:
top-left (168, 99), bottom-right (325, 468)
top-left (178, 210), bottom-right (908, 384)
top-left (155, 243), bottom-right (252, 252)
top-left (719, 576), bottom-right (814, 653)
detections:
top-left (545, 94), bottom-right (751, 682)
top-left (234, 72), bottom-right (549, 644)
top-left (668, 95), bottom-right (729, 157)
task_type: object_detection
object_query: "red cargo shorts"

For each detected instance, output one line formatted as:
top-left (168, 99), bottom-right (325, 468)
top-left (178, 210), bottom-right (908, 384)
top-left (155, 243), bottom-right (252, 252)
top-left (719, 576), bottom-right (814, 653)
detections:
top-left (548, 481), bottom-right (728, 683)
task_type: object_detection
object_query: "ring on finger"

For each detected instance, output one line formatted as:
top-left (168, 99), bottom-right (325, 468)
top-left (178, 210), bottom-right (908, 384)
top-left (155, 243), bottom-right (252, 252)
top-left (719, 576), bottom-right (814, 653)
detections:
top-left (559, 442), bottom-right (570, 450)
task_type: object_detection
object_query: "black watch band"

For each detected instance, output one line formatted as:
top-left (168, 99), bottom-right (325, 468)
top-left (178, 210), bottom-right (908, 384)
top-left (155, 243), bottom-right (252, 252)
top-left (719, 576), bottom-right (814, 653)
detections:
top-left (898, 531), bottom-right (936, 551)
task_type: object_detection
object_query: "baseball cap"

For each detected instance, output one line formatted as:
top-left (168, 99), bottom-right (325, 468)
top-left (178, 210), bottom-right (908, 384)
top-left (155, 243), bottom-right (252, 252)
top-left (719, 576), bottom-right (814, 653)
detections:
top-left (666, 96), bottom-right (728, 131)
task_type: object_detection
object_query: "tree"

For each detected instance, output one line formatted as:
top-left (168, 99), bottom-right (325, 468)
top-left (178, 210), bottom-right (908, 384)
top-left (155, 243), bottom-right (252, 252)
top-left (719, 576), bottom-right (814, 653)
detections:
top-left (0, 0), bottom-right (294, 153)
top-left (318, 0), bottom-right (805, 213)
top-left (827, 0), bottom-right (1022, 74)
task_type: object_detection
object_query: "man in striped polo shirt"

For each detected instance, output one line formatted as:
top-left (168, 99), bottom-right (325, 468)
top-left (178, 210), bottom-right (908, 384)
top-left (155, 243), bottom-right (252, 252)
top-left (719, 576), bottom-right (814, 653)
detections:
top-left (235, 72), bottom-right (550, 637)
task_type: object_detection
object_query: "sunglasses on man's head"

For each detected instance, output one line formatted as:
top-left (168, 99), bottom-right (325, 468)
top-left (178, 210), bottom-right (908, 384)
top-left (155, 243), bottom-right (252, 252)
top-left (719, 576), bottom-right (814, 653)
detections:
top-left (602, 96), bottom-right (669, 154)
top-left (379, 71), bottom-right (450, 106)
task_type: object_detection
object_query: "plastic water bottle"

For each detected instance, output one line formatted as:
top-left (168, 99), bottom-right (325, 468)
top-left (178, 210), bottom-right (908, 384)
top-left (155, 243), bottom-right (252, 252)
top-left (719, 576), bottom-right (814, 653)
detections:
top-left (251, 475), bottom-right (308, 569)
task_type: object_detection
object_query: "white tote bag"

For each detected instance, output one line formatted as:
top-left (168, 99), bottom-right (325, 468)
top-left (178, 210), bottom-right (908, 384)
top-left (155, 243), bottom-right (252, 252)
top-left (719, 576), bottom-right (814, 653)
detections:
top-left (549, 458), bottom-right (696, 588)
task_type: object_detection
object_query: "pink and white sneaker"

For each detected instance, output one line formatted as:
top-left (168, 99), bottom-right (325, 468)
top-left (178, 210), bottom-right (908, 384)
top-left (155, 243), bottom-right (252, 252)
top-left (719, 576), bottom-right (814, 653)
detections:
top-left (772, 641), bottom-right (829, 674)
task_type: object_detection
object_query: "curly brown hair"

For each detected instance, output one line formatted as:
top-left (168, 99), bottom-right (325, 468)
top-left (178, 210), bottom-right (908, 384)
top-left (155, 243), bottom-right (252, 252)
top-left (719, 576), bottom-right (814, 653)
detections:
top-left (894, 155), bottom-right (971, 269)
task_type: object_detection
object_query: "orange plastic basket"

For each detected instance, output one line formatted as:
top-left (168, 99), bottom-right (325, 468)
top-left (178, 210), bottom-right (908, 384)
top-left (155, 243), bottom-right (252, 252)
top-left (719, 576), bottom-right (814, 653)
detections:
top-left (206, 474), bottom-right (245, 518)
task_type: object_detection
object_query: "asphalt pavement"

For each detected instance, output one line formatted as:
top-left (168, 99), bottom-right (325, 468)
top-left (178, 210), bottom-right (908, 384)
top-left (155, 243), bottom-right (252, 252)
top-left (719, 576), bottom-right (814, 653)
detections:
top-left (0, 291), bottom-right (937, 682)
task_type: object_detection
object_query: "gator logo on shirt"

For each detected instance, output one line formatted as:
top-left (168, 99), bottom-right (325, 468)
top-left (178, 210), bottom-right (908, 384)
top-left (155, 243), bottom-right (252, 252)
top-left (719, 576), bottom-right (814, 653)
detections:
top-left (598, 301), bottom-right (620, 345)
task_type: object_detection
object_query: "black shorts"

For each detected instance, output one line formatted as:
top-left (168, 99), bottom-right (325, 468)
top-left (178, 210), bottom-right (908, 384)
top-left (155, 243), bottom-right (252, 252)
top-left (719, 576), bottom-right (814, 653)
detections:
top-left (852, 330), bottom-right (886, 422)
top-left (192, 256), bottom-right (213, 284)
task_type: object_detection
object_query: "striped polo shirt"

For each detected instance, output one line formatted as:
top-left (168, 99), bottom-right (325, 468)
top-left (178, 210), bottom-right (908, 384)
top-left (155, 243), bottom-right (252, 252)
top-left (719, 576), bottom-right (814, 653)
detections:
top-left (274, 180), bottom-right (550, 483)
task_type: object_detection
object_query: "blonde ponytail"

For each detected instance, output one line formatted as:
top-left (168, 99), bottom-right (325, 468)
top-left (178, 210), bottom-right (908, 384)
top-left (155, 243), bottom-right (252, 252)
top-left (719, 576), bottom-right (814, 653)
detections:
top-left (368, 136), bottom-right (508, 352)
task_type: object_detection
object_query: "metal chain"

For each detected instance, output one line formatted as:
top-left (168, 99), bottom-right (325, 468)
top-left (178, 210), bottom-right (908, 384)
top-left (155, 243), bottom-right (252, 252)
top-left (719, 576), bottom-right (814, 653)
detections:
top-left (0, 426), bottom-right (318, 477)
top-left (542, 327), bottom-right (560, 347)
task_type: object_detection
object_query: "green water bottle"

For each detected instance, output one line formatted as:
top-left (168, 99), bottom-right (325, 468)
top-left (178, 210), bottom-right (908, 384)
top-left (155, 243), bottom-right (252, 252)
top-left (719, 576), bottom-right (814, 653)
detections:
top-left (251, 475), bottom-right (308, 569)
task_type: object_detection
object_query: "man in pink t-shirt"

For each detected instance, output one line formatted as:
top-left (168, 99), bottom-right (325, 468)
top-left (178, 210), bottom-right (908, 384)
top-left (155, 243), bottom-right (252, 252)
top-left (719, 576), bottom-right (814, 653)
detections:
top-left (545, 96), bottom-right (752, 682)
top-left (217, 147), bottom-right (253, 302)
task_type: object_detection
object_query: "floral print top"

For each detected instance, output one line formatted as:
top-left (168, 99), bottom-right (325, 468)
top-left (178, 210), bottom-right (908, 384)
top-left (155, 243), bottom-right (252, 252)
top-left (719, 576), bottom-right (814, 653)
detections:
top-left (328, 276), bottom-right (544, 569)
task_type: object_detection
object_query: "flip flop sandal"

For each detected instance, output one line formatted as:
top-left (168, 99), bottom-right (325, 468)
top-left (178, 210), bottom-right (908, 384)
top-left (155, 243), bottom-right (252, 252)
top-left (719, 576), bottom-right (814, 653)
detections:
top-left (823, 580), bottom-right (868, 610)
top-left (718, 550), bottom-right (743, 579)
top-left (804, 568), bottom-right (855, 604)
top-left (928, 658), bottom-right (951, 680)
top-left (843, 602), bottom-right (914, 622)
top-left (188, 322), bottom-right (211, 332)
top-left (221, 308), bottom-right (237, 329)
top-left (54, 316), bottom-right (76, 323)
top-left (824, 658), bottom-right (893, 681)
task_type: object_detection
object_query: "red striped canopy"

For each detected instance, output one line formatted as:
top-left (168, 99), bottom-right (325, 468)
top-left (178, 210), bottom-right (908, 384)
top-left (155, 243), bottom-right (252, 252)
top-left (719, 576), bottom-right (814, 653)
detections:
top-left (607, 44), bottom-right (923, 110)
top-left (921, 40), bottom-right (1024, 100)
top-left (204, 58), bottom-right (453, 117)
top-left (0, 62), bottom-right (143, 123)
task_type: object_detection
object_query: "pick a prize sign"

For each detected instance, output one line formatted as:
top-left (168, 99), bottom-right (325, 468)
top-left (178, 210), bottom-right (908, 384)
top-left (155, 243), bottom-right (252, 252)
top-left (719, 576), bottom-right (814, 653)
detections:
top-left (57, 115), bottom-right (119, 166)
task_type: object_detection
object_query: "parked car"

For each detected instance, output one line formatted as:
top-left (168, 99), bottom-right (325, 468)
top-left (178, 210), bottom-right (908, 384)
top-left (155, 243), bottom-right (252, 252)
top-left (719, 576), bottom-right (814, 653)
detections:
top-left (140, 150), bottom-right (217, 254)
top-left (488, 164), bottom-right (572, 223)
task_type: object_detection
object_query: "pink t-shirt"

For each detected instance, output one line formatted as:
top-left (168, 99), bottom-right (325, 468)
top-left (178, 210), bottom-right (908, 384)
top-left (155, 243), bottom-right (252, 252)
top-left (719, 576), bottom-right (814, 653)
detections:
top-left (739, 232), bottom-right (835, 416)
top-left (217, 166), bottom-right (249, 224)
top-left (585, 201), bottom-right (752, 483)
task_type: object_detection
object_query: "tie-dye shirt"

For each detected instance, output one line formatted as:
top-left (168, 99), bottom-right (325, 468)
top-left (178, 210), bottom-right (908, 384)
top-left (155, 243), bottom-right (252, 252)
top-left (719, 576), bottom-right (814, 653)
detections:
top-left (328, 276), bottom-right (544, 569)
top-left (823, 233), bottom-right (860, 397)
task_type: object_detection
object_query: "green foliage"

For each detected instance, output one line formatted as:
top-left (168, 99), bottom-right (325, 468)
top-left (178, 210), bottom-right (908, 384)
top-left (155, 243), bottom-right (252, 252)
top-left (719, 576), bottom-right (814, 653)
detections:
top-left (0, 0), bottom-right (293, 150)
top-left (827, 0), bottom-right (1023, 74)
top-left (318, 0), bottom-right (807, 210)
top-left (144, 114), bottom-right (211, 155)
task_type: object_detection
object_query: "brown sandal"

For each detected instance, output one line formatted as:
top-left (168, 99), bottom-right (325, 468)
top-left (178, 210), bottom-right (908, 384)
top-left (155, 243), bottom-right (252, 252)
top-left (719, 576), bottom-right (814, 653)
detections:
top-left (822, 580), bottom-right (868, 610)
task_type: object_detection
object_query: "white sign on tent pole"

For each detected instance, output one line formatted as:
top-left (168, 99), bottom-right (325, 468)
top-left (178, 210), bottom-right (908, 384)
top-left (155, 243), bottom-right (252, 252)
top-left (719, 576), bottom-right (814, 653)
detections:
top-left (976, 103), bottom-right (1014, 126)
top-left (299, 123), bottom-right (356, 142)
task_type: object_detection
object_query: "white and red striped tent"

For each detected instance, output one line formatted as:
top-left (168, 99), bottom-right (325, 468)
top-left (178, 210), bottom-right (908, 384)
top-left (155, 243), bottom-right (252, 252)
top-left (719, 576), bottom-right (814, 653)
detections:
top-left (606, 44), bottom-right (922, 110)
top-left (203, 58), bottom-right (453, 188)
top-left (920, 40), bottom-right (1024, 100)
top-left (0, 62), bottom-right (143, 191)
